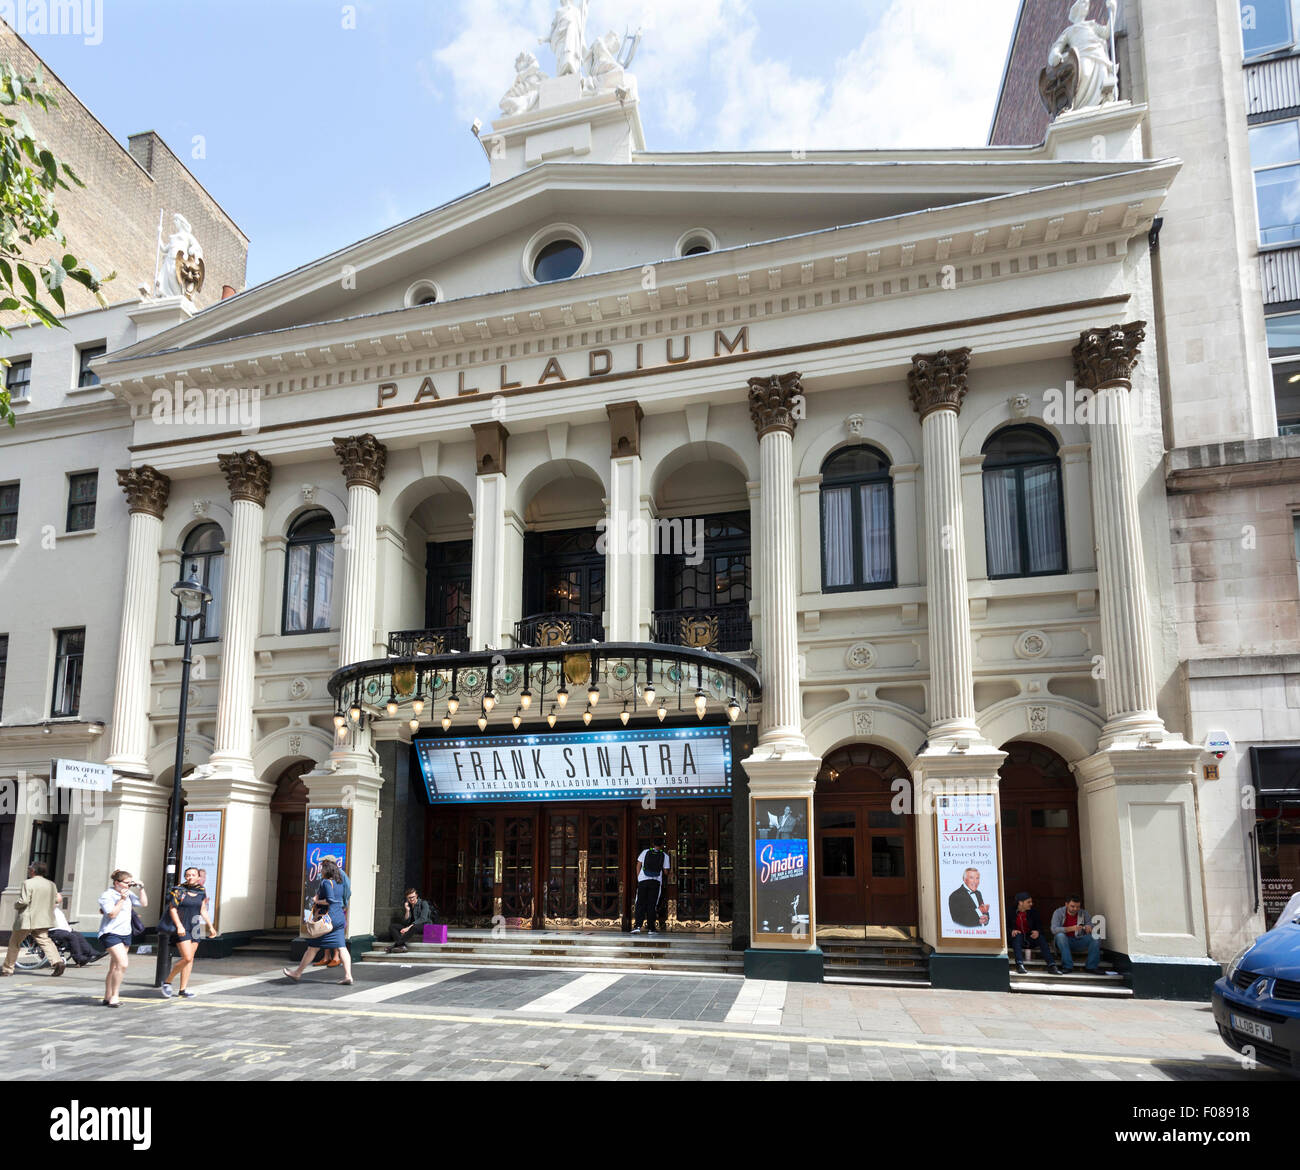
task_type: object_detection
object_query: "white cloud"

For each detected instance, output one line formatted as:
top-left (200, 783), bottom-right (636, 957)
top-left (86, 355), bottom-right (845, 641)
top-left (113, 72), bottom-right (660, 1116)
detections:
top-left (433, 0), bottom-right (1020, 149)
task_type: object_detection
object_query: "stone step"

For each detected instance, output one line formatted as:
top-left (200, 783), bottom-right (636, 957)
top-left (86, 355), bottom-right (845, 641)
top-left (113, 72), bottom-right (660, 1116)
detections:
top-left (824, 973), bottom-right (933, 988)
top-left (1009, 976), bottom-right (1134, 998)
top-left (360, 948), bottom-right (742, 974)
top-left (821, 961), bottom-right (931, 981)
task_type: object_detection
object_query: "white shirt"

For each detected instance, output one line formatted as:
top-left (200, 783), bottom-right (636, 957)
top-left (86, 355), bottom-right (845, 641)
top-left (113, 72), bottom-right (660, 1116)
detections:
top-left (637, 848), bottom-right (670, 886)
top-left (97, 887), bottom-right (140, 936)
top-left (53, 906), bottom-right (70, 932)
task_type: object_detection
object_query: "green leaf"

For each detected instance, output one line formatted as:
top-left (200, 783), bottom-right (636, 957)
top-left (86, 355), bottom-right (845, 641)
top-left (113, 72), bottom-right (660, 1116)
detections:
top-left (61, 253), bottom-right (76, 270)
top-left (0, 298), bottom-right (20, 311)
top-left (48, 284), bottom-right (64, 310)
top-left (44, 259), bottom-right (64, 290)
top-left (0, 258), bottom-right (11, 286)
top-left (17, 263), bottom-right (36, 300)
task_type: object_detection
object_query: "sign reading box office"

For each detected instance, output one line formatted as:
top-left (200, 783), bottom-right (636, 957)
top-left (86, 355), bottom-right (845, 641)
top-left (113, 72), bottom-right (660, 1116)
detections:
top-left (413, 726), bottom-right (733, 804)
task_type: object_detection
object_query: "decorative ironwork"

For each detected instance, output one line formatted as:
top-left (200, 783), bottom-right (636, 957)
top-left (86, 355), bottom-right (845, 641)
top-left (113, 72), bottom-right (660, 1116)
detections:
top-left (387, 627), bottom-right (469, 656)
top-left (392, 666), bottom-right (416, 697)
top-left (515, 612), bottom-right (604, 645)
top-left (680, 613), bottom-right (719, 648)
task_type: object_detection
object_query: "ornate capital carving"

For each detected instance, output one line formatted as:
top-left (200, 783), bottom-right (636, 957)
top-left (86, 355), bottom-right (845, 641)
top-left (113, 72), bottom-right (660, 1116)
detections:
top-left (116, 465), bottom-right (171, 519)
top-left (217, 451), bottom-right (273, 506)
top-left (472, 421), bottom-right (509, 476)
top-left (607, 400), bottom-right (644, 458)
top-left (333, 433), bottom-right (388, 491)
top-left (748, 371), bottom-right (804, 438)
top-left (1072, 322), bottom-right (1146, 391)
top-left (908, 348), bottom-right (971, 420)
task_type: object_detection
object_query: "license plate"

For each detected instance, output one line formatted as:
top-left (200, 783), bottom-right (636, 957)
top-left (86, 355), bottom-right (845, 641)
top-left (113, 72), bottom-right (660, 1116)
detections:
top-left (1230, 1014), bottom-right (1273, 1043)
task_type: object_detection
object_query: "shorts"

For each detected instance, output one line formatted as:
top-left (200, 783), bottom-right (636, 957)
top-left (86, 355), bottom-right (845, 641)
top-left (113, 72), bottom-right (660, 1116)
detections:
top-left (98, 933), bottom-right (131, 950)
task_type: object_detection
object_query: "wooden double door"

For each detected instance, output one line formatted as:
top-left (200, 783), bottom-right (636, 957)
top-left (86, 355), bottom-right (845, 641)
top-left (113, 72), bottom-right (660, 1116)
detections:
top-left (998, 742), bottom-right (1083, 917)
top-left (425, 802), bottom-right (733, 931)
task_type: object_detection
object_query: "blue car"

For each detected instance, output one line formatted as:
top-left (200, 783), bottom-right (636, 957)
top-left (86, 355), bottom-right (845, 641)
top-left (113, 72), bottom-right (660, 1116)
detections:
top-left (1212, 916), bottom-right (1300, 1077)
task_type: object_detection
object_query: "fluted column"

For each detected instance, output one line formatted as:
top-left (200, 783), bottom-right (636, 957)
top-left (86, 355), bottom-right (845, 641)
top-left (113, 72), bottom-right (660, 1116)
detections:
top-left (469, 422), bottom-right (509, 649)
top-left (909, 349), bottom-right (980, 741)
top-left (605, 401), bottom-right (644, 643)
top-left (105, 466), bottom-right (171, 775)
top-left (333, 434), bottom-right (387, 667)
top-left (209, 451), bottom-right (271, 772)
top-left (1075, 323), bottom-right (1163, 744)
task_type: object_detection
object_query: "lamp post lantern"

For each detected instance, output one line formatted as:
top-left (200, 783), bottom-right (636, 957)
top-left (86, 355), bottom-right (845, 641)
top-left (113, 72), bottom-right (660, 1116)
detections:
top-left (154, 572), bottom-right (211, 988)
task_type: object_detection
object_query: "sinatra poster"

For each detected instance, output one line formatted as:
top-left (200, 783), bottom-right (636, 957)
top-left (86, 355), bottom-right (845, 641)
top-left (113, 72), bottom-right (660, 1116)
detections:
top-left (414, 725), bottom-right (732, 804)
top-left (937, 792), bottom-right (1002, 942)
top-left (303, 806), bottom-right (351, 912)
top-left (180, 810), bottom-right (223, 932)
top-left (753, 797), bottom-right (811, 940)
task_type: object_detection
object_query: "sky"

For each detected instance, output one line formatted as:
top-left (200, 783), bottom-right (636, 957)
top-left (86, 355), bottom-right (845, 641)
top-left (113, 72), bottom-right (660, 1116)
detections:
top-left (15, 0), bottom-right (1021, 287)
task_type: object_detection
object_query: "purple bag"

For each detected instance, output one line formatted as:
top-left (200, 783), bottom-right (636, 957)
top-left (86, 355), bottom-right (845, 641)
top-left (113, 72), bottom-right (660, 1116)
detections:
top-left (422, 924), bottom-right (448, 944)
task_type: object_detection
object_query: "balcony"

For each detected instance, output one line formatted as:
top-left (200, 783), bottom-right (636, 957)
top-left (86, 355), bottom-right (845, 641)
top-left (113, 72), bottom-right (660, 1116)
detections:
top-left (387, 626), bottom-right (470, 656)
top-left (514, 612), bottom-right (605, 646)
top-left (652, 604), bottom-right (752, 653)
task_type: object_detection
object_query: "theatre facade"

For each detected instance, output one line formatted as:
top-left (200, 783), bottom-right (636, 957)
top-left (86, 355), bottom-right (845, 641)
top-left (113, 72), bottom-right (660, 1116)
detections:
top-left (78, 21), bottom-right (1218, 990)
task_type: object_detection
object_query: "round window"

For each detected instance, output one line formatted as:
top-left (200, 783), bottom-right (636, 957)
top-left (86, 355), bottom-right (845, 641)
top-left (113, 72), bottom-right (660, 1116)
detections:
top-left (533, 239), bottom-right (585, 283)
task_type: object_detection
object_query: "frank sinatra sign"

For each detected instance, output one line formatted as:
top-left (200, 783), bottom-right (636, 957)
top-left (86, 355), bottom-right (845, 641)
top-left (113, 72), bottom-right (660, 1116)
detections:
top-left (414, 726), bottom-right (732, 804)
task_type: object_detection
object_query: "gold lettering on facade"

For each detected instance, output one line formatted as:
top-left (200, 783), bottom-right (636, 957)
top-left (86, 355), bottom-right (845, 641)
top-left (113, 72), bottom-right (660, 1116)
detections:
top-left (636, 342), bottom-right (644, 370)
top-left (666, 335), bottom-right (691, 364)
top-left (413, 376), bottom-right (439, 404)
top-left (538, 356), bottom-right (567, 383)
top-left (458, 371), bottom-right (479, 396)
top-left (589, 348), bottom-right (613, 377)
top-left (714, 326), bottom-right (750, 356)
top-left (500, 364), bottom-right (521, 390)
top-left (378, 382), bottom-right (398, 408)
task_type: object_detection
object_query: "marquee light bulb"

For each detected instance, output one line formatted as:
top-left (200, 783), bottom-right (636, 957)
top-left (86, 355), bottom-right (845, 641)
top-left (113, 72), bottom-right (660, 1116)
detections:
top-left (333, 713), bottom-right (346, 729)
top-left (657, 704), bottom-right (667, 723)
top-left (447, 694), bottom-right (460, 716)
top-left (547, 709), bottom-right (557, 729)
top-left (512, 712), bottom-right (522, 730)
top-left (582, 711), bottom-right (593, 726)
top-left (477, 715), bottom-right (487, 731)
top-left (412, 698), bottom-right (425, 716)
top-left (520, 689), bottom-right (533, 710)
top-left (587, 685), bottom-right (600, 707)
top-left (620, 706), bottom-right (630, 726)
top-left (441, 715), bottom-right (452, 732)
top-left (694, 689), bottom-right (708, 719)
top-left (348, 704), bottom-right (361, 723)
top-left (556, 687), bottom-right (569, 709)
top-left (483, 692), bottom-right (496, 714)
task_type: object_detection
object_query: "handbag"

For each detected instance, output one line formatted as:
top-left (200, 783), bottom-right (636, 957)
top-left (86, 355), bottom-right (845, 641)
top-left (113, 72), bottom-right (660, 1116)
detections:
top-left (302, 910), bottom-right (333, 940)
top-left (130, 910), bottom-right (144, 937)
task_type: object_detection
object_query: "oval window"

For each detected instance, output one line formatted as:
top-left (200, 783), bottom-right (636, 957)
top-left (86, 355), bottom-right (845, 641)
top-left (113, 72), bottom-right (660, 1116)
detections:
top-left (533, 239), bottom-right (585, 283)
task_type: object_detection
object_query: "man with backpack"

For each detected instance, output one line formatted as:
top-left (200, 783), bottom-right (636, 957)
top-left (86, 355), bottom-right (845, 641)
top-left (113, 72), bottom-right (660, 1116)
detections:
top-left (632, 836), bottom-right (670, 935)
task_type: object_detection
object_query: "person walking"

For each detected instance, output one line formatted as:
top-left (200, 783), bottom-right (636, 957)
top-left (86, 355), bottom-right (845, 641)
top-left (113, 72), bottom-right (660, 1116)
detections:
top-left (158, 867), bottom-right (214, 999)
top-left (313, 857), bottom-right (350, 969)
top-left (96, 869), bottom-right (148, 1007)
top-left (631, 836), bottom-right (670, 936)
top-left (1, 863), bottom-right (64, 977)
top-left (282, 858), bottom-right (353, 986)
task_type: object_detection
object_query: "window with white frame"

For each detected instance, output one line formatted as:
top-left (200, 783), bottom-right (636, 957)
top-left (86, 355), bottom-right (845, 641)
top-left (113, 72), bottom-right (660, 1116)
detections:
top-left (1241, 0), bottom-right (1296, 58)
top-left (1267, 312), bottom-right (1300, 433)
top-left (5, 358), bottom-right (31, 400)
top-left (1250, 119), bottom-right (1300, 246)
top-left (0, 483), bottom-right (16, 541)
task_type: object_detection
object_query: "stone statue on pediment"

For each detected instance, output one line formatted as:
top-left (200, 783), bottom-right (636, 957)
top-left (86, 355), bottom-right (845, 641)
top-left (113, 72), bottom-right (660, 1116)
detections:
top-left (1041, 0), bottom-right (1118, 118)
top-left (500, 51), bottom-right (547, 116)
top-left (583, 31), bottom-right (624, 92)
top-left (155, 212), bottom-right (205, 300)
top-left (542, 0), bottom-right (590, 78)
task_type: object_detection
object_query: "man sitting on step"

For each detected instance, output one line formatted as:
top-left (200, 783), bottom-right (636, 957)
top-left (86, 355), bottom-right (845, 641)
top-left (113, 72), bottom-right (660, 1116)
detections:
top-left (386, 888), bottom-right (435, 953)
top-left (1051, 894), bottom-right (1105, 974)
top-left (1008, 891), bottom-right (1060, 975)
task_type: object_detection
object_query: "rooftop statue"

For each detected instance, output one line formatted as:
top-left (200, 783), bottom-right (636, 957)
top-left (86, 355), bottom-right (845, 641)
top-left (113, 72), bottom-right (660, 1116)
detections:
top-left (500, 50), bottom-right (547, 116)
top-left (1040, 0), bottom-right (1119, 119)
top-left (154, 212), bottom-right (206, 301)
top-left (542, 0), bottom-right (590, 78)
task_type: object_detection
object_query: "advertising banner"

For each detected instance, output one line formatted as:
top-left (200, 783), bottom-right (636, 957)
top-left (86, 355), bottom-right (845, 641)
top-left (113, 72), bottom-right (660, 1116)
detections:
top-left (936, 791), bottom-right (1003, 944)
top-left (413, 725), bottom-right (732, 804)
top-left (752, 796), bottom-right (811, 942)
top-left (303, 807), bottom-right (351, 913)
top-left (179, 810), bottom-right (223, 931)
top-left (1263, 877), bottom-right (1296, 929)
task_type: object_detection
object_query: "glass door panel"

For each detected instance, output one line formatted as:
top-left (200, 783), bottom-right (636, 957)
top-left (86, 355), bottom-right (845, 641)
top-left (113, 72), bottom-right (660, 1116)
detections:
top-left (467, 817), bottom-right (495, 918)
top-left (545, 813), bottom-right (580, 922)
top-left (675, 812), bottom-right (710, 924)
top-left (502, 815), bottom-right (535, 925)
top-left (586, 813), bottom-right (623, 925)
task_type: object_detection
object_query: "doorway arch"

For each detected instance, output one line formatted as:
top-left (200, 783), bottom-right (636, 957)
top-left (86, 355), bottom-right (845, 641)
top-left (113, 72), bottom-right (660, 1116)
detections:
top-left (814, 744), bottom-right (917, 932)
top-left (271, 761), bottom-right (311, 928)
top-left (998, 741), bottom-right (1083, 919)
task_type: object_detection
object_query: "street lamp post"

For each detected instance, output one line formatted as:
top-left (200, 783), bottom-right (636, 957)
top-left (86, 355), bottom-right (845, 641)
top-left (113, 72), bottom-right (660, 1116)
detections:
top-left (154, 573), bottom-right (211, 988)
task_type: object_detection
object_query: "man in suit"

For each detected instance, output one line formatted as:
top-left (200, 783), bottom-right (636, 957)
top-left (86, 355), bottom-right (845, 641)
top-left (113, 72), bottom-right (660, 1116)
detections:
top-left (948, 867), bottom-right (991, 929)
top-left (1, 863), bottom-right (65, 977)
top-left (386, 888), bottom-right (435, 953)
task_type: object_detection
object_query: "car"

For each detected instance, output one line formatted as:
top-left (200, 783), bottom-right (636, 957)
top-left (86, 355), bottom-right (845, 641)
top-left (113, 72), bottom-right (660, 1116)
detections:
top-left (1212, 913), bottom-right (1300, 1077)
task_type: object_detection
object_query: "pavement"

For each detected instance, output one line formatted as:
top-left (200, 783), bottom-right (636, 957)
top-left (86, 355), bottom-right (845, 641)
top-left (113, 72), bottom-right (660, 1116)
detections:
top-left (0, 953), bottom-right (1288, 1081)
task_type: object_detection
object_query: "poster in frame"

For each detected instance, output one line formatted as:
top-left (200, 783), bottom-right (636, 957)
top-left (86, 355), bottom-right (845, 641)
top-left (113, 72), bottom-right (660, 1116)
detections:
top-left (750, 794), bottom-right (814, 946)
top-left (932, 789), bottom-right (1006, 951)
top-left (179, 809), bottom-right (224, 934)
top-left (302, 806), bottom-right (353, 915)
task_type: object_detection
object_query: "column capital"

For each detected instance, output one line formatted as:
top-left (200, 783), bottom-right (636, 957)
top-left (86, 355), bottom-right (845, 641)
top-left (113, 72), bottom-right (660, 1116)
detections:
top-left (748, 371), bottom-right (804, 438)
top-left (471, 420), bottom-right (509, 475)
top-left (1073, 321), bottom-right (1145, 391)
top-left (115, 465), bottom-right (171, 519)
top-left (908, 348), bottom-right (971, 420)
top-left (332, 433), bottom-right (388, 491)
top-left (606, 400), bottom-right (644, 457)
top-left (217, 450), bottom-right (273, 506)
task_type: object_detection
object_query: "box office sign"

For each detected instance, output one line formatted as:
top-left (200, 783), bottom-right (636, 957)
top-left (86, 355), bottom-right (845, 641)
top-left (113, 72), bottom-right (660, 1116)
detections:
top-left (752, 796), bottom-right (812, 944)
top-left (303, 807), bottom-right (351, 912)
top-left (936, 792), bottom-right (1003, 946)
top-left (180, 810), bottom-right (223, 932)
top-left (52, 758), bottom-right (112, 791)
top-left (414, 726), bottom-right (732, 804)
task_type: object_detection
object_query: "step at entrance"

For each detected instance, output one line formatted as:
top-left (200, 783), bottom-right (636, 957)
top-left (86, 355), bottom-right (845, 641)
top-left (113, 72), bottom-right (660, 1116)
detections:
top-left (1008, 955), bottom-right (1133, 997)
top-left (818, 936), bottom-right (931, 986)
top-left (361, 929), bottom-right (743, 975)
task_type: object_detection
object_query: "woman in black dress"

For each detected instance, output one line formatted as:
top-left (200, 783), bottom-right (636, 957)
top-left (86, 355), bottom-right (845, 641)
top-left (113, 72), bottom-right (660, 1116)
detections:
top-left (160, 867), bottom-right (213, 999)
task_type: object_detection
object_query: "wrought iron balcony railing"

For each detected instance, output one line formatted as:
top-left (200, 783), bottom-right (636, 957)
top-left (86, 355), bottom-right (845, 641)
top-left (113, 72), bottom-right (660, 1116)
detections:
top-left (514, 612), bottom-right (605, 646)
top-left (387, 626), bottom-right (470, 656)
top-left (652, 605), bottom-right (752, 653)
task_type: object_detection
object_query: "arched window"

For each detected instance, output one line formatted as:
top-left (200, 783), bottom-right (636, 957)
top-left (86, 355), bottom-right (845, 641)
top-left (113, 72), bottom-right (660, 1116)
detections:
top-left (283, 510), bottom-right (335, 634)
top-left (820, 445), bottom-right (895, 591)
top-left (177, 523), bottom-right (224, 643)
top-left (982, 425), bottom-right (1066, 578)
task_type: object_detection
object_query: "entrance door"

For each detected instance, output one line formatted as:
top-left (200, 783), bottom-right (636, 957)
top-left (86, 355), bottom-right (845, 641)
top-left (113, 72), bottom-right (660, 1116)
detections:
top-left (270, 761), bottom-right (311, 928)
top-left (632, 804), bottom-right (731, 931)
top-left (998, 741), bottom-right (1082, 918)
top-left (541, 808), bottom-right (627, 928)
top-left (814, 745), bottom-right (918, 932)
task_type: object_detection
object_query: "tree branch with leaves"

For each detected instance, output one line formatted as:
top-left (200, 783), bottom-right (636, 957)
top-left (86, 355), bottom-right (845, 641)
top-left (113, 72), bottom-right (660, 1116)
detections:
top-left (0, 61), bottom-right (114, 426)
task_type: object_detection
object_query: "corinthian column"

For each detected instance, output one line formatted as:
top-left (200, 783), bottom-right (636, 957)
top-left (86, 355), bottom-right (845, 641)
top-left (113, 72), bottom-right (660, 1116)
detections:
top-left (334, 434), bottom-right (387, 666)
top-left (909, 349), bottom-right (981, 742)
top-left (1074, 323), bottom-right (1164, 745)
top-left (209, 451), bottom-right (271, 775)
top-left (105, 466), bottom-right (171, 775)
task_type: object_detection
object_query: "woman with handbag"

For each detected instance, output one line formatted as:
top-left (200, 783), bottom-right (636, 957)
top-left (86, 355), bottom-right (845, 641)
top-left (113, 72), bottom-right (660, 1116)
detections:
top-left (158, 867), bottom-right (213, 999)
top-left (282, 858), bottom-right (352, 985)
top-left (96, 869), bottom-right (149, 1007)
